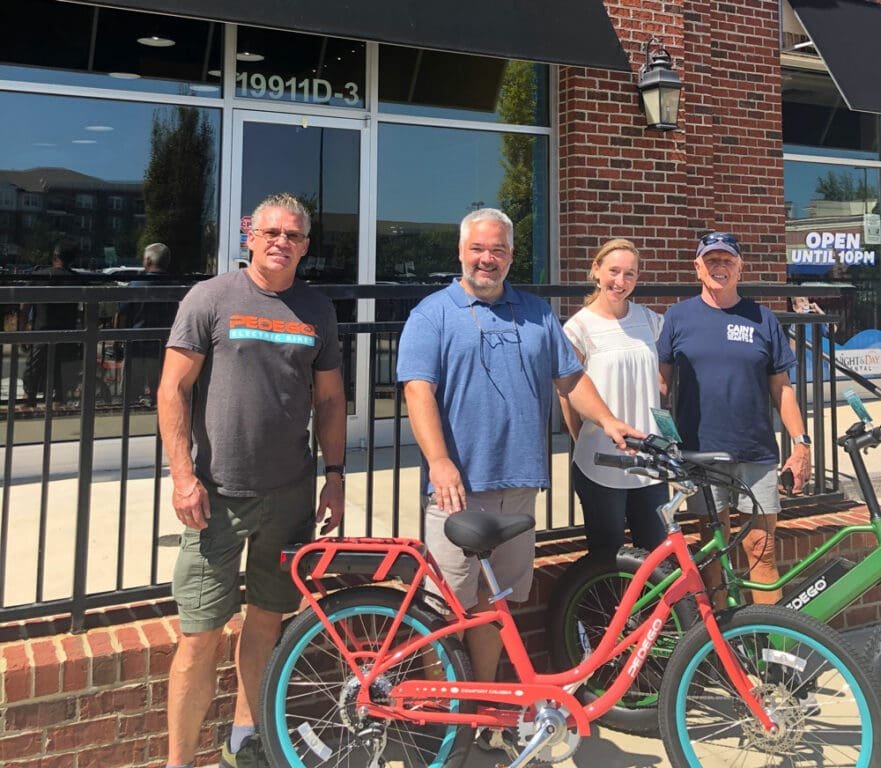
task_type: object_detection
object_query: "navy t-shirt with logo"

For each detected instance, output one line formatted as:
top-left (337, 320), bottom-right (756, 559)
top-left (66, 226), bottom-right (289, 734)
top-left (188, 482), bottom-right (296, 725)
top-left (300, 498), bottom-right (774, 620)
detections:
top-left (657, 295), bottom-right (795, 462)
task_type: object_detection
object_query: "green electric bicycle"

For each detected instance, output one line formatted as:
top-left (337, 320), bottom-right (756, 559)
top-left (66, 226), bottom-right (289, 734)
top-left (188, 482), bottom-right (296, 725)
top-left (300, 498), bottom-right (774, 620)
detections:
top-left (547, 392), bottom-right (881, 735)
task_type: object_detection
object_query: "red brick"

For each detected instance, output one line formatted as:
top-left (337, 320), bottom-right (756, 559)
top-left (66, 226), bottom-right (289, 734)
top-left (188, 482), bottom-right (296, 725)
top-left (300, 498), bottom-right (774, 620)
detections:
top-left (31, 639), bottom-right (62, 697)
top-left (117, 626), bottom-right (148, 681)
top-left (5, 698), bottom-right (77, 730)
top-left (1, 642), bottom-right (32, 702)
top-left (79, 683), bottom-right (149, 718)
top-left (46, 716), bottom-right (117, 751)
top-left (4, 755), bottom-right (75, 768)
top-left (118, 709), bottom-right (166, 739)
top-left (87, 630), bottom-right (119, 686)
top-left (76, 737), bottom-right (148, 768)
top-left (60, 634), bottom-right (90, 693)
top-left (0, 730), bottom-right (42, 760)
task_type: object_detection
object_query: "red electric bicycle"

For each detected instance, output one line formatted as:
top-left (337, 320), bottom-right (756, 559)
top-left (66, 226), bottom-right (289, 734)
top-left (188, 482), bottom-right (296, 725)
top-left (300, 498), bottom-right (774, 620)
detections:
top-left (258, 440), bottom-right (881, 767)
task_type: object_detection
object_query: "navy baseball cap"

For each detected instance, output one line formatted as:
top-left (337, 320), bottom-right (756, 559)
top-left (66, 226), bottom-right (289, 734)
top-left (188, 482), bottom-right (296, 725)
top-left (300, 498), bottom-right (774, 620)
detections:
top-left (696, 231), bottom-right (741, 259)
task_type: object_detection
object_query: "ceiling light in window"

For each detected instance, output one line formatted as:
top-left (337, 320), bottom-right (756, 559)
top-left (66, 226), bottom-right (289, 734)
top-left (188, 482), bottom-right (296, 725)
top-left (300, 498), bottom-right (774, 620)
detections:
top-left (72, 139), bottom-right (98, 144)
top-left (138, 36), bottom-right (175, 47)
top-left (236, 51), bottom-right (265, 62)
top-left (85, 125), bottom-right (114, 132)
top-left (207, 69), bottom-right (222, 78)
top-left (189, 84), bottom-right (219, 93)
top-left (109, 72), bottom-right (141, 80)
top-left (33, 142), bottom-right (57, 147)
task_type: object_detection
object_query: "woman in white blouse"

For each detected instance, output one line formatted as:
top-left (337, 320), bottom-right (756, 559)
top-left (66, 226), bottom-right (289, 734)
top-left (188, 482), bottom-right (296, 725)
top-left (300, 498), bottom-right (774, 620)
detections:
top-left (559, 239), bottom-right (667, 555)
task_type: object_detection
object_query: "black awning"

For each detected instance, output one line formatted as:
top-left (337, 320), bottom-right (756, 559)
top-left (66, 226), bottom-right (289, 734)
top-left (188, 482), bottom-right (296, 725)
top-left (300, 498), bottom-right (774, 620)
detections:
top-left (75, 0), bottom-right (629, 71)
top-left (789, 0), bottom-right (881, 114)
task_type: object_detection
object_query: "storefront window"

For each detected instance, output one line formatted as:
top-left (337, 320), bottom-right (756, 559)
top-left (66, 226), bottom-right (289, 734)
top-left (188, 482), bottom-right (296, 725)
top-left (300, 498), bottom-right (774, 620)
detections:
top-left (783, 69), bottom-right (879, 159)
top-left (235, 27), bottom-right (365, 109)
top-left (0, 91), bottom-right (220, 275)
top-left (0, 1), bottom-right (223, 97)
top-left (379, 46), bottom-right (549, 126)
top-left (785, 158), bottom-right (881, 367)
top-left (376, 124), bottom-right (549, 288)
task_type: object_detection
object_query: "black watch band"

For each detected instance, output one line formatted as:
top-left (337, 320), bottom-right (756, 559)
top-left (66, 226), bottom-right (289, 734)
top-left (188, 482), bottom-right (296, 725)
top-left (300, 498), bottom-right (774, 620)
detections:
top-left (324, 464), bottom-right (346, 477)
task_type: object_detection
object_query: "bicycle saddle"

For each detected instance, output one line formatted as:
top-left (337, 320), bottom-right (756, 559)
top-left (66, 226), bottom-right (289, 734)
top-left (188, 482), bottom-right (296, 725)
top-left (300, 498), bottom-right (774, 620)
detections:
top-left (444, 508), bottom-right (535, 556)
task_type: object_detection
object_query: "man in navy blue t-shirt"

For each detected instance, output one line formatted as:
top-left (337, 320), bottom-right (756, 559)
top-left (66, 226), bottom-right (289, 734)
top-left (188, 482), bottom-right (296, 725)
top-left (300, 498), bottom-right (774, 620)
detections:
top-left (658, 231), bottom-right (812, 607)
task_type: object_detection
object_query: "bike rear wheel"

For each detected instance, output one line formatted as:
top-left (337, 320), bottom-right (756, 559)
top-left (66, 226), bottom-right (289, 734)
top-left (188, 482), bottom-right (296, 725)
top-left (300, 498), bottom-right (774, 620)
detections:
top-left (259, 585), bottom-right (474, 768)
top-left (546, 547), bottom-right (697, 735)
top-left (659, 604), bottom-right (881, 767)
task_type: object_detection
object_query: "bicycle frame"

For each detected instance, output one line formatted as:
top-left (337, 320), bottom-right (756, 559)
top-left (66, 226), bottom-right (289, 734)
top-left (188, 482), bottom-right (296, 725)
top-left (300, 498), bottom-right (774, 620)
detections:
top-left (287, 513), bottom-right (776, 738)
top-left (619, 420), bottom-right (881, 625)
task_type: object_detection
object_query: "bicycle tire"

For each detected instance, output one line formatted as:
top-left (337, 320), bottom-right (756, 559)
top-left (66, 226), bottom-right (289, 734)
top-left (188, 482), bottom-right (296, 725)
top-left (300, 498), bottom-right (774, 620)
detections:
top-left (659, 604), bottom-right (881, 767)
top-left (866, 622), bottom-right (881, 683)
top-left (259, 585), bottom-right (475, 768)
top-left (546, 547), bottom-right (698, 735)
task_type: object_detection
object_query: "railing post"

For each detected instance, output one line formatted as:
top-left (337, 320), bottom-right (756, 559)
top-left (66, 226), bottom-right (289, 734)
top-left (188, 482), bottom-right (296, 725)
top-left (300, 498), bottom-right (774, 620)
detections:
top-left (810, 322), bottom-right (826, 493)
top-left (70, 301), bottom-right (100, 633)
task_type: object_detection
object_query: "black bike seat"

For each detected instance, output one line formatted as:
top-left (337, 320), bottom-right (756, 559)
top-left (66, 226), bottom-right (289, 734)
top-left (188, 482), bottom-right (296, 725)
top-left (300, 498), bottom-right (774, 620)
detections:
top-left (444, 509), bottom-right (535, 556)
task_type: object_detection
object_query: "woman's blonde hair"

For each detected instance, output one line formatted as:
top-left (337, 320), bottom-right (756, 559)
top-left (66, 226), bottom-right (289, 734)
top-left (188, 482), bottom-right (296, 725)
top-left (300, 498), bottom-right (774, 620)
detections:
top-left (584, 238), bottom-right (640, 307)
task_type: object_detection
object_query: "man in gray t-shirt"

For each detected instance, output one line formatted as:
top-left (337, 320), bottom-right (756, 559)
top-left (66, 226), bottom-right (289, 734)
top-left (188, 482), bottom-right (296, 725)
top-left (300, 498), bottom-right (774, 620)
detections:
top-left (158, 193), bottom-right (346, 768)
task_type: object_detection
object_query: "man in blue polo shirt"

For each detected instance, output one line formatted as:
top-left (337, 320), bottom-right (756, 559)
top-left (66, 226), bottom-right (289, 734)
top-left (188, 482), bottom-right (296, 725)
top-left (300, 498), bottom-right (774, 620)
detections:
top-left (396, 208), bottom-right (638, 684)
top-left (658, 231), bottom-right (812, 608)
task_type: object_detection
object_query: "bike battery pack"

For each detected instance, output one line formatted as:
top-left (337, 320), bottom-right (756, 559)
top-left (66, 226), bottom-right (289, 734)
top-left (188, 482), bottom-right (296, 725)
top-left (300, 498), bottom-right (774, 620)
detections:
top-left (778, 557), bottom-right (854, 612)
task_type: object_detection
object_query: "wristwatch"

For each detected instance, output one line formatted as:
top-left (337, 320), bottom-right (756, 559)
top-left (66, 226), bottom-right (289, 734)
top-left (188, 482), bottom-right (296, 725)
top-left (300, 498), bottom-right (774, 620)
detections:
top-left (324, 464), bottom-right (346, 477)
top-left (793, 434), bottom-right (811, 446)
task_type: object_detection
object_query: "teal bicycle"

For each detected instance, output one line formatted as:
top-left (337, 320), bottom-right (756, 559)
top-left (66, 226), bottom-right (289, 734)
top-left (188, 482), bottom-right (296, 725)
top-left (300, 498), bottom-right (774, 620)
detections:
top-left (548, 394), bottom-right (881, 735)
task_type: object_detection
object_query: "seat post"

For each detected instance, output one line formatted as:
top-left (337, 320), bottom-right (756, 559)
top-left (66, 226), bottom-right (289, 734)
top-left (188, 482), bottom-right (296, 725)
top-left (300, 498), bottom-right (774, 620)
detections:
top-left (479, 556), bottom-right (514, 603)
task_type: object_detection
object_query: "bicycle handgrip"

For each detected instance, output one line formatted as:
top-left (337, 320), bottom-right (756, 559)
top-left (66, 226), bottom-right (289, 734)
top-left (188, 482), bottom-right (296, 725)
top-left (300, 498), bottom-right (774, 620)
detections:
top-left (594, 452), bottom-right (646, 469)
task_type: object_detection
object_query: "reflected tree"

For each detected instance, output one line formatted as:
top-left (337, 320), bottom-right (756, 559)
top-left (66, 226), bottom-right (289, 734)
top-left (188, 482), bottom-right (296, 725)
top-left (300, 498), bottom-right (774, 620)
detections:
top-left (140, 106), bottom-right (215, 274)
top-left (498, 61), bottom-right (540, 283)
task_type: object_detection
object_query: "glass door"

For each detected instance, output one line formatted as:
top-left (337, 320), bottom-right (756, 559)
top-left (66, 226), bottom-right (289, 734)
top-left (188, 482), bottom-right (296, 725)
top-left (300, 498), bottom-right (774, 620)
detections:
top-left (229, 110), bottom-right (373, 446)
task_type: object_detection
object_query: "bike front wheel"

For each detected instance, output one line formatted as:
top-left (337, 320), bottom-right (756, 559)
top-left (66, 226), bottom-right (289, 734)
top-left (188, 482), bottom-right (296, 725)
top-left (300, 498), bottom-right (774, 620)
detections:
top-left (259, 585), bottom-right (475, 768)
top-left (659, 604), bottom-right (881, 767)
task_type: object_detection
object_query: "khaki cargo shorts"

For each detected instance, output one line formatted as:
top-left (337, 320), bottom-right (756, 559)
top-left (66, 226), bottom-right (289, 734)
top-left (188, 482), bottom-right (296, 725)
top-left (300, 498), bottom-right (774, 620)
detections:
top-left (172, 477), bottom-right (315, 633)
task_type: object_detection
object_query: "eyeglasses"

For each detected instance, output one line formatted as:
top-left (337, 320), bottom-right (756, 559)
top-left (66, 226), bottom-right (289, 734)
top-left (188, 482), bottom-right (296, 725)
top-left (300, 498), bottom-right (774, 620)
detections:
top-left (698, 231), bottom-right (741, 255)
top-left (468, 301), bottom-right (524, 374)
top-left (251, 228), bottom-right (309, 244)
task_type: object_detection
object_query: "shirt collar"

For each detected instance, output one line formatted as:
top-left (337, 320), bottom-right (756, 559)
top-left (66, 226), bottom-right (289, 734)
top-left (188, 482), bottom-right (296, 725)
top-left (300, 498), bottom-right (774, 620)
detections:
top-left (445, 278), bottom-right (520, 308)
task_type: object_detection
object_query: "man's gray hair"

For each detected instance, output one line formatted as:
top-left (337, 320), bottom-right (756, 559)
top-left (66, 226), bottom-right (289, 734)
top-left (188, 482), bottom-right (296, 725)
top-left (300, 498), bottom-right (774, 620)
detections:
top-left (252, 193), bottom-right (311, 235)
top-left (143, 242), bottom-right (171, 270)
top-left (459, 208), bottom-right (513, 251)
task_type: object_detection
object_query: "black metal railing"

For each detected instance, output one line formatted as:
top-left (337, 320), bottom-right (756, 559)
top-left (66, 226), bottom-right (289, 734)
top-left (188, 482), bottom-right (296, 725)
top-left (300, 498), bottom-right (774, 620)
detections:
top-left (0, 281), bottom-right (855, 632)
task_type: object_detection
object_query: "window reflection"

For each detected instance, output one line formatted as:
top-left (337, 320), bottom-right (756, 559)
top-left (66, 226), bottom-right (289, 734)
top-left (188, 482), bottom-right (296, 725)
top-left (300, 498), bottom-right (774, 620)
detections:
top-left (0, 0), bottom-right (223, 96)
top-left (379, 46), bottom-right (549, 125)
top-left (235, 27), bottom-right (365, 108)
top-left (785, 159), bottom-right (881, 341)
top-left (376, 124), bottom-right (549, 286)
top-left (0, 92), bottom-right (220, 275)
top-left (783, 69), bottom-right (879, 158)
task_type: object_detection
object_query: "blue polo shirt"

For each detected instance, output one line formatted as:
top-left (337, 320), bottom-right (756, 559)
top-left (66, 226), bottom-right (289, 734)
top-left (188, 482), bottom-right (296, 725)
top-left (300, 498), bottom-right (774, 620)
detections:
top-left (657, 295), bottom-right (796, 462)
top-left (397, 280), bottom-right (582, 493)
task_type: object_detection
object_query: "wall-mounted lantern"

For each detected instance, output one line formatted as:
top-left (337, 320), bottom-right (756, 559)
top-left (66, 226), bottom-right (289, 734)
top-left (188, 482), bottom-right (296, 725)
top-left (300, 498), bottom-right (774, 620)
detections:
top-left (637, 37), bottom-right (682, 131)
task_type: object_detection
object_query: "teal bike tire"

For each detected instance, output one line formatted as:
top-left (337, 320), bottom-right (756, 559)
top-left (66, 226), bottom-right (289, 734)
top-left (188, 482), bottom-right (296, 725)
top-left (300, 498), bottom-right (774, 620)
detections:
top-left (659, 604), bottom-right (881, 767)
top-left (259, 585), bottom-right (475, 768)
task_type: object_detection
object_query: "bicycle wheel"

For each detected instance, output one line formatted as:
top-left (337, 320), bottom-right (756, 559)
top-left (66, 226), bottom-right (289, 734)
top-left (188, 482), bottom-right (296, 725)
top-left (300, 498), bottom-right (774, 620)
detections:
top-left (659, 604), bottom-right (881, 767)
top-left (259, 585), bottom-right (475, 768)
top-left (546, 547), bottom-right (697, 735)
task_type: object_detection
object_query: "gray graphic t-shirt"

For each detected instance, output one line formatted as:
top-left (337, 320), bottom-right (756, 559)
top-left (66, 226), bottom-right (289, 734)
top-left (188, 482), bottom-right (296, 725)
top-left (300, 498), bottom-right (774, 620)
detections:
top-left (167, 270), bottom-right (341, 495)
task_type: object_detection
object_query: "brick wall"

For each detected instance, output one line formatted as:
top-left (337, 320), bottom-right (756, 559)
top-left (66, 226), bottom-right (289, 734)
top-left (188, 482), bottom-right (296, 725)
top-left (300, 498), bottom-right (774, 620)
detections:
top-left (3, 515), bottom-right (878, 766)
top-left (559, 0), bottom-right (786, 317)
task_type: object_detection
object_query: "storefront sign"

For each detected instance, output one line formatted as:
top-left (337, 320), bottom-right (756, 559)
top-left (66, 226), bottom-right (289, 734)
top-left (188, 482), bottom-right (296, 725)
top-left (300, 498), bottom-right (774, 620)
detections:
top-left (838, 348), bottom-right (881, 377)
top-left (236, 73), bottom-right (360, 104)
top-left (789, 231), bottom-right (876, 266)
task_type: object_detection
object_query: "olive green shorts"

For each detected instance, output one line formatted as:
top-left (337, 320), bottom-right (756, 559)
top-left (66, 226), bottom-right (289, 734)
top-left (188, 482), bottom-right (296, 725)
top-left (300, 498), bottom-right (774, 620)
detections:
top-left (172, 477), bottom-right (315, 633)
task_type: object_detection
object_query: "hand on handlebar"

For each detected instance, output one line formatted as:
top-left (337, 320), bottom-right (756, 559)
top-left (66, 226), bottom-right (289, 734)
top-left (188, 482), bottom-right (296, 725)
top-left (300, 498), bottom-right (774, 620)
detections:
top-left (598, 417), bottom-right (646, 451)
